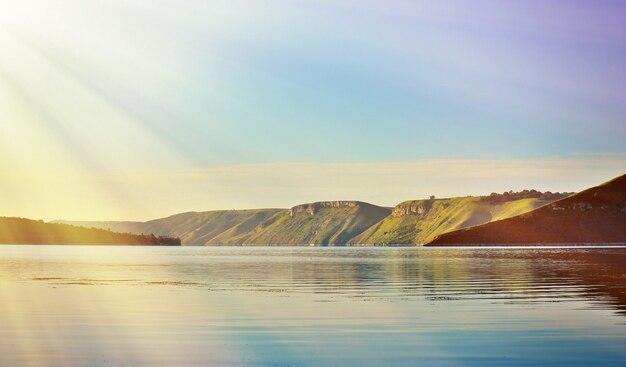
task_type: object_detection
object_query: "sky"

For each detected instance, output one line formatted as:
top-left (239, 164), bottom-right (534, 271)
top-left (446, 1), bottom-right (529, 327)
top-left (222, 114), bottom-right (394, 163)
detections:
top-left (0, 0), bottom-right (625, 220)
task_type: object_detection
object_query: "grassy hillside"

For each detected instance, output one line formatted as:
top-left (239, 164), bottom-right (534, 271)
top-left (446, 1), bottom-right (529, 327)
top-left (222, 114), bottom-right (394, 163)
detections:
top-left (242, 201), bottom-right (391, 245)
top-left (145, 209), bottom-right (285, 245)
top-left (0, 217), bottom-right (180, 245)
top-left (428, 174), bottom-right (626, 245)
top-left (349, 196), bottom-right (558, 245)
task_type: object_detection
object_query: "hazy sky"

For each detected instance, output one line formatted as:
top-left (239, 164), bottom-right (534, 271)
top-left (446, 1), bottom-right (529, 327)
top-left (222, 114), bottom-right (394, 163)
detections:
top-left (0, 0), bottom-right (625, 220)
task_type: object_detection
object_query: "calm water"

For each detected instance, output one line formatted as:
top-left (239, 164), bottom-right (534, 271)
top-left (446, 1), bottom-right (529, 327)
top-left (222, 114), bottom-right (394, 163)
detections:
top-left (1, 246), bottom-right (626, 366)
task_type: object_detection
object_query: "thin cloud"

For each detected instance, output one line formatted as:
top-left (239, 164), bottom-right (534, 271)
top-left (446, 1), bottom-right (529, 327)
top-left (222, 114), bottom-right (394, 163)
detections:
top-left (4, 154), bottom-right (623, 221)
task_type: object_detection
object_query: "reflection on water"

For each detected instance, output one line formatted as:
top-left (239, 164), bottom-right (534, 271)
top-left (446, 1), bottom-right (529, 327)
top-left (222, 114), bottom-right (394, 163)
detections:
top-left (1, 246), bottom-right (626, 366)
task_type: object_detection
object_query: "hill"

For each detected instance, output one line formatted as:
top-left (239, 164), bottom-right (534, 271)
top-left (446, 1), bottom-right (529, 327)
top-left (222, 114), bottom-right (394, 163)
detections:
top-left (348, 195), bottom-right (565, 245)
top-left (0, 217), bottom-right (180, 245)
top-left (428, 174), bottom-right (626, 245)
top-left (58, 191), bottom-right (569, 245)
top-left (143, 209), bottom-right (285, 245)
top-left (241, 201), bottom-right (391, 245)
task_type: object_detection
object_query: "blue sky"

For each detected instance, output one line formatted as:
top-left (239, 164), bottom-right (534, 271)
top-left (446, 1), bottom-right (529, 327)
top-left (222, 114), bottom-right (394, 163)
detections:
top-left (0, 0), bottom-right (625, 219)
top-left (121, 0), bottom-right (626, 163)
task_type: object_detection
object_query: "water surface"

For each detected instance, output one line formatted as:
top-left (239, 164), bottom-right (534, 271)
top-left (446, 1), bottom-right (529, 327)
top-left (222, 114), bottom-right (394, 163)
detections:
top-left (1, 246), bottom-right (625, 366)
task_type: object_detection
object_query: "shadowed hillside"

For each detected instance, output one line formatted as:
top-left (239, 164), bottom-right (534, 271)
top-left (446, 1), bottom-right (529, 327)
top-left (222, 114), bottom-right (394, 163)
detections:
top-left (0, 217), bottom-right (180, 245)
top-left (428, 174), bottom-right (626, 245)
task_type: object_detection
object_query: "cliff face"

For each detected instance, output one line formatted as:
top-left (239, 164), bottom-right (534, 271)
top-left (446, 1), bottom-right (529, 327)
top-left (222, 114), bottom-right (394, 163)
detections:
top-left (289, 201), bottom-right (361, 216)
top-left (428, 174), bottom-right (626, 245)
top-left (391, 200), bottom-right (437, 217)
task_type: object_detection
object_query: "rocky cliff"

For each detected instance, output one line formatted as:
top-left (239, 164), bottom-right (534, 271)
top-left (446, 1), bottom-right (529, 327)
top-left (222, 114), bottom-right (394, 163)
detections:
top-left (289, 201), bottom-right (362, 216)
top-left (391, 200), bottom-right (437, 217)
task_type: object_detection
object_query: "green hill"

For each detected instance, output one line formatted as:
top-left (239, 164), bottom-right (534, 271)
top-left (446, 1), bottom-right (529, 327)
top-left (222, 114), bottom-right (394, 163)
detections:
top-left (0, 217), bottom-right (180, 245)
top-left (242, 201), bottom-right (391, 245)
top-left (348, 195), bottom-right (561, 245)
top-left (143, 209), bottom-right (285, 245)
top-left (428, 174), bottom-right (626, 245)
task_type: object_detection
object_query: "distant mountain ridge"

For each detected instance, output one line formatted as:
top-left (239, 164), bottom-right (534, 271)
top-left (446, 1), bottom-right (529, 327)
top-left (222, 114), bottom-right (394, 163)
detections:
top-left (56, 190), bottom-right (572, 245)
top-left (428, 174), bottom-right (626, 245)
